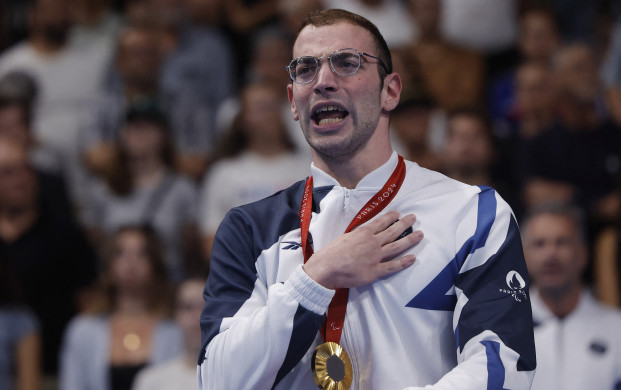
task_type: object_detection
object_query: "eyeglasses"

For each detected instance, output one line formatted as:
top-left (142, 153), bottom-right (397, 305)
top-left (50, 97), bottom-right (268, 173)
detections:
top-left (285, 48), bottom-right (389, 84)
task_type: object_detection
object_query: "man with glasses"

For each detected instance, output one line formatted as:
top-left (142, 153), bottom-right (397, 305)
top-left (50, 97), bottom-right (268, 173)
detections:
top-left (199, 9), bottom-right (536, 389)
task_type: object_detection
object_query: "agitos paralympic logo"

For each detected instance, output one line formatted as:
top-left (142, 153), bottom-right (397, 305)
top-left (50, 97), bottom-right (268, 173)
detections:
top-left (499, 271), bottom-right (528, 302)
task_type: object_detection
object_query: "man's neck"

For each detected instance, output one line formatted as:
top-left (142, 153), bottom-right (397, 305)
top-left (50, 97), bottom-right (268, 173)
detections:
top-left (539, 284), bottom-right (582, 319)
top-left (312, 140), bottom-right (393, 189)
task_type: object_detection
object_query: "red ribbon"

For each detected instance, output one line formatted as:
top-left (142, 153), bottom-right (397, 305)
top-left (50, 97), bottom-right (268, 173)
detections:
top-left (299, 155), bottom-right (406, 343)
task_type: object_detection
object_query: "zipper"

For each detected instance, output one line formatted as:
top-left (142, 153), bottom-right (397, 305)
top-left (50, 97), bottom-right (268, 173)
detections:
top-left (343, 188), bottom-right (351, 212)
top-left (340, 187), bottom-right (360, 389)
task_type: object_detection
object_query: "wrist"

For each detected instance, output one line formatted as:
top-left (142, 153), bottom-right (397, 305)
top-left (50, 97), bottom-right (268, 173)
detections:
top-left (286, 264), bottom-right (334, 315)
top-left (302, 257), bottom-right (334, 289)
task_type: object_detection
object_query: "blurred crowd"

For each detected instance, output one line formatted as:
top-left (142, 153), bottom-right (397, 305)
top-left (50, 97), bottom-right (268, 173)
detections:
top-left (1, 0), bottom-right (621, 389)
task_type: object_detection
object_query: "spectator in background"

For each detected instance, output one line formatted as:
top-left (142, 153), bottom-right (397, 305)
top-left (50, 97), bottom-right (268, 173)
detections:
top-left (441, 0), bottom-right (518, 53)
top-left (215, 28), bottom-right (312, 159)
top-left (82, 99), bottom-right (201, 283)
top-left (440, 108), bottom-right (496, 187)
top-left (512, 62), bottom-right (557, 140)
top-left (199, 82), bottom-right (309, 260)
top-left (489, 6), bottom-right (560, 125)
top-left (0, 138), bottom-right (98, 377)
top-left (67, 0), bottom-right (121, 96)
top-left (521, 43), bottom-right (621, 224)
top-left (441, 106), bottom-right (526, 219)
top-left (60, 225), bottom-right (183, 390)
top-left (492, 62), bottom-right (558, 210)
top-left (0, 75), bottom-right (63, 176)
top-left (390, 96), bottom-right (441, 171)
top-left (0, 0), bottom-right (113, 208)
top-left (68, 0), bottom-right (121, 66)
top-left (132, 277), bottom-right (206, 390)
top-left (82, 23), bottom-right (215, 182)
top-left (441, 0), bottom-right (519, 74)
top-left (150, 0), bottom-right (235, 125)
top-left (245, 28), bottom-right (292, 89)
top-left (0, 255), bottom-right (41, 390)
top-left (217, 0), bottom-right (280, 80)
top-left (0, 94), bottom-right (74, 219)
top-left (406, 0), bottom-right (485, 112)
top-left (522, 202), bottom-right (621, 390)
top-left (519, 6), bottom-right (562, 66)
top-left (389, 46), bottom-right (449, 157)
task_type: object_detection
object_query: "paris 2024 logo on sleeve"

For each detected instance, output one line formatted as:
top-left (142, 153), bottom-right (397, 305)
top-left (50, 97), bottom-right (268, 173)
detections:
top-left (499, 271), bottom-right (528, 302)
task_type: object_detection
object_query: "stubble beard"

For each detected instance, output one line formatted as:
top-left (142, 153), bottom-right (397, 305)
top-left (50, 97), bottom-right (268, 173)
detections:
top-left (300, 92), bottom-right (382, 163)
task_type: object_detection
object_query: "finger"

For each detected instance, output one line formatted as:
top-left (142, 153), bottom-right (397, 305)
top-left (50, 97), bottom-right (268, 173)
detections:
top-left (376, 254), bottom-right (416, 278)
top-left (380, 230), bottom-right (424, 259)
top-left (366, 210), bottom-right (401, 233)
top-left (378, 214), bottom-right (417, 242)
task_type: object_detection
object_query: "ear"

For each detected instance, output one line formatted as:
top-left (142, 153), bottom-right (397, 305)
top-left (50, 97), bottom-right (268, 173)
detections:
top-left (381, 72), bottom-right (402, 112)
top-left (287, 84), bottom-right (299, 121)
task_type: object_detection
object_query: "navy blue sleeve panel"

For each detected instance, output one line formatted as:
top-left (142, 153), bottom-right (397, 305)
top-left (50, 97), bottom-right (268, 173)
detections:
top-left (455, 215), bottom-right (536, 372)
top-left (199, 179), bottom-right (324, 368)
top-left (199, 206), bottom-right (260, 365)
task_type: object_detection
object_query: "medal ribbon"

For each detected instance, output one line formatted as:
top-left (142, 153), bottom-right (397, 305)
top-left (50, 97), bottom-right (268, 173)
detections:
top-left (299, 155), bottom-right (406, 343)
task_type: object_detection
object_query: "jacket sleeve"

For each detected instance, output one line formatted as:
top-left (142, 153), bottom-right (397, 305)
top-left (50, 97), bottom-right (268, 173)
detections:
top-left (404, 187), bottom-right (536, 389)
top-left (197, 207), bottom-right (334, 390)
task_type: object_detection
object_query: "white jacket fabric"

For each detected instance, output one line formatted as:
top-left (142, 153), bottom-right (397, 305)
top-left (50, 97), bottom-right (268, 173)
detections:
top-left (530, 289), bottom-right (621, 390)
top-left (198, 152), bottom-right (536, 389)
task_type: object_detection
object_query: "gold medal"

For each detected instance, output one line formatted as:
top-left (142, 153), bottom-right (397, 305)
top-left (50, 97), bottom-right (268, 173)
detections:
top-left (311, 342), bottom-right (353, 390)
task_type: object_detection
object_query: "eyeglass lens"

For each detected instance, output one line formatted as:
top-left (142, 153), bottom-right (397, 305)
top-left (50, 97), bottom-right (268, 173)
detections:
top-left (290, 49), bottom-right (361, 83)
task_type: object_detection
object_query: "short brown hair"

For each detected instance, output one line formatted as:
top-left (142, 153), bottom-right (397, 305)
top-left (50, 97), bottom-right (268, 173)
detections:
top-left (295, 9), bottom-right (393, 80)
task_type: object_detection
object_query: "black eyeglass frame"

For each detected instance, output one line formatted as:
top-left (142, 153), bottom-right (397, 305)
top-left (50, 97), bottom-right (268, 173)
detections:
top-left (285, 47), bottom-right (390, 84)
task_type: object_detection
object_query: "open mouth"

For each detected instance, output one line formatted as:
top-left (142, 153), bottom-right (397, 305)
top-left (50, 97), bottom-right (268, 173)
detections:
top-left (311, 105), bottom-right (349, 126)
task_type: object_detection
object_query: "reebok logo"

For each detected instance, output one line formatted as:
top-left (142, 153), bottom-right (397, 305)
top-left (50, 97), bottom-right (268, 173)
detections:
top-left (282, 241), bottom-right (302, 250)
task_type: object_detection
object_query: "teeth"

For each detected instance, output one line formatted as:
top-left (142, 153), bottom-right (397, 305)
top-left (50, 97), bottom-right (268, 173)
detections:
top-left (318, 117), bottom-right (344, 125)
top-left (315, 105), bottom-right (341, 115)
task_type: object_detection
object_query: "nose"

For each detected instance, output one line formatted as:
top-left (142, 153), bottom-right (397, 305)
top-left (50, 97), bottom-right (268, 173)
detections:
top-left (541, 242), bottom-right (561, 262)
top-left (313, 59), bottom-right (338, 94)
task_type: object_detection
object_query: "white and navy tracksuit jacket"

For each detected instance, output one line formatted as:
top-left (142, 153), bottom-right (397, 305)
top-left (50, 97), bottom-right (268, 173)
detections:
top-left (198, 152), bottom-right (536, 389)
